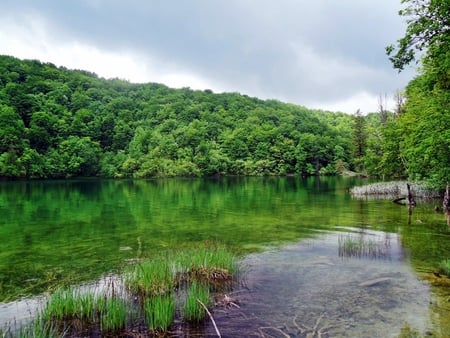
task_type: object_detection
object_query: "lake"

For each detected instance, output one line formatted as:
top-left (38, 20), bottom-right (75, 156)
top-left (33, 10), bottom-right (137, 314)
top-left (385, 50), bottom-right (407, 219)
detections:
top-left (1, 177), bottom-right (450, 337)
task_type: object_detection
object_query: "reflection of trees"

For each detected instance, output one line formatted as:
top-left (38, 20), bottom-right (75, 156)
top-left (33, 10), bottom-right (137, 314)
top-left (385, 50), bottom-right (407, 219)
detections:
top-left (0, 176), bottom-right (355, 300)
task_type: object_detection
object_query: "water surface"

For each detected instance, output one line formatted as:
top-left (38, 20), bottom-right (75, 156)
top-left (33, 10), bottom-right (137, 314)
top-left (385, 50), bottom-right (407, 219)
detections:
top-left (1, 177), bottom-right (450, 336)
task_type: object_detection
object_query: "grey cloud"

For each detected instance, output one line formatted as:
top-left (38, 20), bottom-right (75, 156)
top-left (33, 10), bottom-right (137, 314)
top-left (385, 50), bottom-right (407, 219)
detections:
top-left (2, 0), bottom-right (415, 112)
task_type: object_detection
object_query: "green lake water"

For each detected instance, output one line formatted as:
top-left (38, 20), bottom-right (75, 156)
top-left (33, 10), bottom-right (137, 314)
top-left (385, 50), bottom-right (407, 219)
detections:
top-left (1, 177), bottom-right (450, 337)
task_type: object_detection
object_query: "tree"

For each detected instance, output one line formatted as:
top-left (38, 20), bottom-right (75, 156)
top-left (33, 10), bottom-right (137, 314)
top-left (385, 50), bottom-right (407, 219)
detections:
top-left (351, 109), bottom-right (367, 172)
top-left (386, 0), bottom-right (450, 71)
top-left (58, 136), bottom-right (102, 177)
top-left (384, 0), bottom-right (450, 187)
top-left (0, 106), bottom-right (25, 154)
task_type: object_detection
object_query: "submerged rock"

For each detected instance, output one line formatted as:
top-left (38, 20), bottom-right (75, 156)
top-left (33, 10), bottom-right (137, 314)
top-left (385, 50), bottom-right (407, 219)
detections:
top-left (358, 277), bottom-right (393, 287)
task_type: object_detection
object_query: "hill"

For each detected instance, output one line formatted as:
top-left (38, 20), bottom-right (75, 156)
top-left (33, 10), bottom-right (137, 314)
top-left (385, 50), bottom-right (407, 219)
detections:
top-left (0, 55), bottom-right (354, 179)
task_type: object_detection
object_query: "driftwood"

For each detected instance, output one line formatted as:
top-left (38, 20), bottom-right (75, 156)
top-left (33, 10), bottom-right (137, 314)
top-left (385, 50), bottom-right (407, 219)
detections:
top-left (197, 298), bottom-right (221, 337)
top-left (392, 197), bottom-right (407, 205)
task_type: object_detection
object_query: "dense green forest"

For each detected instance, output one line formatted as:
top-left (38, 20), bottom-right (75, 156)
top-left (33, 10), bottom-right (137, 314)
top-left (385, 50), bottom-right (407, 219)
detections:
top-left (0, 1), bottom-right (448, 186)
top-left (381, 0), bottom-right (450, 187)
top-left (0, 54), bottom-right (357, 179)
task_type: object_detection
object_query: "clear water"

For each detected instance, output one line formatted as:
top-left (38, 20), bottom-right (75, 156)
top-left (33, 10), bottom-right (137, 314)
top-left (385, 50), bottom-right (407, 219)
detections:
top-left (1, 177), bottom-right (450, 336)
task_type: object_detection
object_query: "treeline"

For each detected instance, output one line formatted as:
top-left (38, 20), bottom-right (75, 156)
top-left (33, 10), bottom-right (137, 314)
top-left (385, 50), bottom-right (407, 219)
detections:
top-left (0, 55), bottom-right (356, 179)
top-left (355, 0), bottom-right (450, 189)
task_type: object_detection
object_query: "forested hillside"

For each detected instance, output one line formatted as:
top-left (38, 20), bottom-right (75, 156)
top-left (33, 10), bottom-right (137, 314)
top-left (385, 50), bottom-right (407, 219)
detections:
top-left (0, 55), bottom-right (355, 179)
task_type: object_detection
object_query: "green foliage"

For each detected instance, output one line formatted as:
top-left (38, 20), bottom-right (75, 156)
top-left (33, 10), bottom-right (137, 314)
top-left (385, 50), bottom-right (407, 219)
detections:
top-left (0, 55), bottom-right (354, 179)
top-left (386, 0), bottom-right (450, 72)
top-left (360, 0), bottom-right (450, 186)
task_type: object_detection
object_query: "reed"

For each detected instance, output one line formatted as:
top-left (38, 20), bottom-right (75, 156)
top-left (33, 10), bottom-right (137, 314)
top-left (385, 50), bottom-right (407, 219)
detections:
top-left (125, 257), bottom-right (175, 297)
top-left (338, 234), bottom-right (388, 259)
top-left (145, 294), bottom-right (175, 332)
top-left (41, 287), bottom-right (78, 321)
top-left (41, 287), bottom-right (98, 323)
top-left (182, 281), bottom-right (211, 321)
top-left (17, 316), bottom-right (59, 338)
top-left (20, 243), bottom-right (239, 337)
top-left (176, 243), bottom-right (238, 284)
top-left (99, 297), bottom-right (127, 333)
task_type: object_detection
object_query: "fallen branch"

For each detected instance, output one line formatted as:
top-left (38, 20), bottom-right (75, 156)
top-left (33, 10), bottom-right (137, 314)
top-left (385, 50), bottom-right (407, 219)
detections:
top-left (197, 298), bottom-right (221, 338)
top-left (392, 197), bottom-right (406, 205)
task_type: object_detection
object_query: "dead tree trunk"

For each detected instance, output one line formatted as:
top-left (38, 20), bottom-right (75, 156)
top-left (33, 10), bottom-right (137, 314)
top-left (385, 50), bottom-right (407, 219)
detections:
top-left (406, 183), bottom-right (416, 207)
top-left (444, 183), bottom-right (449, 213)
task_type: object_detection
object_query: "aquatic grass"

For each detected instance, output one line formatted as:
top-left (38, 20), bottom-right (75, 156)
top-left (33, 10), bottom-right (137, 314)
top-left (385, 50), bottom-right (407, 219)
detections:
top-left (76, 292), bottom-right (96, 320)
top-left (182, 281), bottom-right (211, 322)
top-left (438, 259), bottom-right (450, 277)
top-left (99, 297), bottom-right (127, 333)
top-left (17, 243), bottom-right (240, 337)
top-left (145, 294), bottom-right (175, 332)
top-left (40, 287), bottom-right (99, 323)
top-left (16, 317), bottom-right (60, 338)
top-left (41, 287), bottom-right (78, 321)
top-left (338, 234), bottom-right (389, 259)
top-left (125, 257), bottom-right (175, 297)
top-left (397, 322), bottom-right (422, 338)
top-left (176, 243), bottom-right (238, 284)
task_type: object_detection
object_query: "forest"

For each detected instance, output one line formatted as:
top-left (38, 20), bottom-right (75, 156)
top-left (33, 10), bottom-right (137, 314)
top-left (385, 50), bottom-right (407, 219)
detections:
top-left (0, 0), bottom-right (448, 187)
top-left (0, 54), bottom-right (357, 179)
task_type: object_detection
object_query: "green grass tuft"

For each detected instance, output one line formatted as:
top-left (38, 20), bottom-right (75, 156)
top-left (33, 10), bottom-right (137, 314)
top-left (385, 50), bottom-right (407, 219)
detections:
top-left (99, 297), bottom-right (127, 333)
top-left (125, 257), bottom-right (175, 297)
top-left (182, 281), bottom-right (210, 322)
top-left (145, 294), bottom-right (175, 331)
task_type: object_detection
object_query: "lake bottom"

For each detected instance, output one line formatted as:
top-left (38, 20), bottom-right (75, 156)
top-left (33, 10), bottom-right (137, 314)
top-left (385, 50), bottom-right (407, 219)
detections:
top-left (205, 229), bottom-right (433, 337)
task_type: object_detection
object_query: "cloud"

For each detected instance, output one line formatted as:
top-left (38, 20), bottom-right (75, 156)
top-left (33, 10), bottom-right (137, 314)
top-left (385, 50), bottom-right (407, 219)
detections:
top-left (0, 10), bottom-right (214, 90)
top-left (0, 0), bottom-right (415, 113)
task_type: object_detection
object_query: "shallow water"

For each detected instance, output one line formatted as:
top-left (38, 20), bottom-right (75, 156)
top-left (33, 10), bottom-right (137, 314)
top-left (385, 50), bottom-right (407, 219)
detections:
top-left (209, 231), bottom-right (432, 337)
top-left (1, 177), bottom-right (450, 336)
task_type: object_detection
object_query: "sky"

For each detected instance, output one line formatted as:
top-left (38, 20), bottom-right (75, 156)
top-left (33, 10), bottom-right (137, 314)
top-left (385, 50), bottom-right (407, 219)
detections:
top-left (0, 0), bottom-right (416, 114)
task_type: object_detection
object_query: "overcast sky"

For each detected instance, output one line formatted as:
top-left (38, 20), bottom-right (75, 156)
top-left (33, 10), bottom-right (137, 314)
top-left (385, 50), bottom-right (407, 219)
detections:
top-left (0, 0), bottom-right (415, 114)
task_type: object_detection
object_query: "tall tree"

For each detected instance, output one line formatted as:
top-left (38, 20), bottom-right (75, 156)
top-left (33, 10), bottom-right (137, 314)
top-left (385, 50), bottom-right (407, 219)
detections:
top-left (385, 0), bottom-right (450, 186)
top-left (386, 0), bottom-right (450, 72)
top-left (352, 109), bottom-right (367, 172)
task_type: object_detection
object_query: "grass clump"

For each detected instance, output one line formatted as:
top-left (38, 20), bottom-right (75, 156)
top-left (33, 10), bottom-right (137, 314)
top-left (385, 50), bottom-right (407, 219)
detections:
top-left (17, 242), bottom-right (239, 337)
top-left (125, 257), bottom-right (175, 298)
top-left (99, 297), bottom-right (128, 333)
top-left (41, 287), bottom-right (80, 321)
top-left (145, 294), bottom-right (175, 332)
top-left (183, 281), bottom-right (211, 321)
top-left (398, 322), bottom-right (422, 338)
top-left (338, 234), bottom-right (388, 259)
top-left (438, 259), bottom-right (450, 277)
top-left (16, 316), bottom-right (59, 338)
top-left (41, 287), bottom-right (98, 323)
top-left (177, 243), bottom-right (238, 284)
